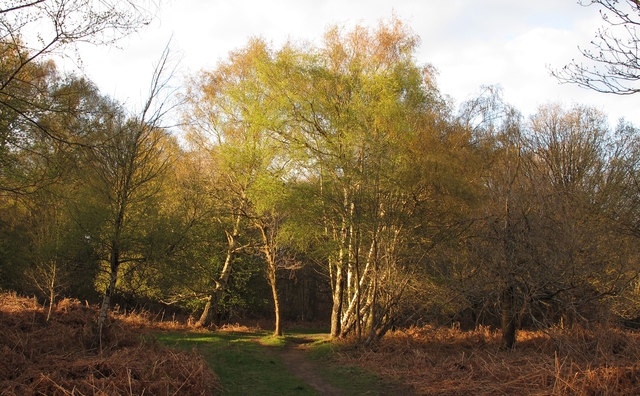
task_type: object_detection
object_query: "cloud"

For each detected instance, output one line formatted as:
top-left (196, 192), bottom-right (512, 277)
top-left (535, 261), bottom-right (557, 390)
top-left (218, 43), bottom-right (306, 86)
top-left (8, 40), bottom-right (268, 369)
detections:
top-left (70, 0), bottom-right (640, 126)
top-left (423, 9), bottom-right (638, 125)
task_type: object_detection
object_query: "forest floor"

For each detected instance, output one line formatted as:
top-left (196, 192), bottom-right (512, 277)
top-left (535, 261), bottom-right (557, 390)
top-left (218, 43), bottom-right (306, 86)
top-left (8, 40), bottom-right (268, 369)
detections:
top-left (4, 290), bottom-right (640, 395)
top-left (0, 291), bottom-right (220, 395)
top-left (155, 327), bottom-right (415, 395)
top-left (157, 324), bottom-right (640, 395)
top-left (332, 325), bottom-right (640, 395)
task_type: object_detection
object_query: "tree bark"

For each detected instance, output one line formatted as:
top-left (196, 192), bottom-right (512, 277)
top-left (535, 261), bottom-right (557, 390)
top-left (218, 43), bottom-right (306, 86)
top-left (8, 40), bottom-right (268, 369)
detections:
top-left (340, 238), bottom-right (374, 337)
top-left (330, 263), bottom-right (344, 338)
top-left (196, 293), bottom-right (218, 328)
top-left (94, 244), bottom-right (119, 350)
top-left (259, 224), bottom-right (282, 337)
top-left (268, 264), bottom-right (282, 336)
top-left (196, 214), bottom-right (241, 327)
top-left (45, 263), bottom-right (56, 323)
top-left (330, 208), bottom-right (349, 338)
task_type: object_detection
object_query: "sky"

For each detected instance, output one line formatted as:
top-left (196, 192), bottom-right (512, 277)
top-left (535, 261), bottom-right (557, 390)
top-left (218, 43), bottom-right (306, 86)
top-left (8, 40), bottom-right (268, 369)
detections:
top-left (74, 0), bottom-right (639, 128)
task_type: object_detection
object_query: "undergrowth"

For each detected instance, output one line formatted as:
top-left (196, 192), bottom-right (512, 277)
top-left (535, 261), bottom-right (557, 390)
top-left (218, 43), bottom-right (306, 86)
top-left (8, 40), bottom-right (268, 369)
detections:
top-left (5, 289), bottom-right (638, 395)
top-left (0, 291), bottom-right (220, 395)
top-left (335, 324), bottom-right (640, 395)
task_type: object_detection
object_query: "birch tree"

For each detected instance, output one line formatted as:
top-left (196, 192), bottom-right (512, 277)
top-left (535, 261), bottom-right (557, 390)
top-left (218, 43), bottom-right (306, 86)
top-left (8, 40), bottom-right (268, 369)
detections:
top-left (184, 40), bottom-right (290, 333)
top-left (81, 51), bottom-right (173, 349)
top-left (185, 19), bottom-right (476, 342)
top-left (0, 0), bottom-right (156, 194)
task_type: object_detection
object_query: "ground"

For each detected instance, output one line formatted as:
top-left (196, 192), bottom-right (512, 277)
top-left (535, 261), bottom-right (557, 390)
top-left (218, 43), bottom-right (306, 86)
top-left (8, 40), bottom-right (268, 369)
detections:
top-left (278, 341), bottom-right (345, 395)
top-left (155, 328), bottom-right (416, 395)
top-left (4, 292), bottom-right (640, 395)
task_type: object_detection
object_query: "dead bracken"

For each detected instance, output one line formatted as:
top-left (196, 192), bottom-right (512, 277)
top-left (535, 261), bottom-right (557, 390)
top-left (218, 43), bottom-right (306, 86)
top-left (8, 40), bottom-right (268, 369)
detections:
top-left (0, 291), bottom-right (221, 396)
top-left (335, 325), bottom-right (640, 395)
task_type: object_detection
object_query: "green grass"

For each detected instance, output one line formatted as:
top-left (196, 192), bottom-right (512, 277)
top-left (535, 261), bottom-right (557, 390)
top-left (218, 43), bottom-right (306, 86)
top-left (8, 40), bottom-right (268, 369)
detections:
top-left (304, 337), bottom-right (399, 395)
top-left (316, 362), bottom-right (388, 395)
top-left (258, 334), bottom-right (287, 348)
top-left (306, 338), bottom-right (338, 359)
top-left (156, 331), bottom-right (318, 395)
top-left (155, 329), bottom-right (404, 396)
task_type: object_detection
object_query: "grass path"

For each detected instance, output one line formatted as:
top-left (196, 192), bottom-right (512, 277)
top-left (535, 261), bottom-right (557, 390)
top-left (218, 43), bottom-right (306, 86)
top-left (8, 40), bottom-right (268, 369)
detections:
top-left (278, 345), bottom-right (344, 395)
top-left (155, 329), bottom-right (413, 395)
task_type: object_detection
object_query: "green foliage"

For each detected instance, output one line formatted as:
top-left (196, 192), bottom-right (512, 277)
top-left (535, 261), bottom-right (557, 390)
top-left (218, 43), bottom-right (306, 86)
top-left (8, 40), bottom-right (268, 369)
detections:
top-left (216, 255), bottom-right (272, 318)
top-left (0, 203), bottom-right (30, 291)
top-left (2, 15), bottom-right (640, 343)
top-left (259, 334), bottom-right (287, 348)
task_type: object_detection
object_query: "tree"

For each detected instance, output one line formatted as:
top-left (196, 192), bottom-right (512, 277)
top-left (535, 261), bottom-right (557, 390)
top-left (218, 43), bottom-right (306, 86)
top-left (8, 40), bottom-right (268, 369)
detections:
top-left (0, 47), bottom-right (62, 195)
top-left (1, 0), bottom-right (153, 96)
top-left (183, 18), bottom-right (480, 342)
top-left (0, 0), bottom-right (155, 194)
top-left (79, 50), bottom-right (173, 349)
top-left (519, 105), bottom-right (640, 333)
top-left (555, 0), bottom-right (640, 94)
top-left (151, 146), bottom-right (237, 326)
top-left (456, 86), bottom-right (525, 349)
top-left (309, 22), bottom-right (469, 342)
top-left (260, 19), bottom-right (471, 342)
top-left (457, 97), bottom-right (639, 348)
top-left (183, 40), bottom-right (293, 334)
top-left (0, 72), bottom-right (104, 303)
top-left (23, 188), bottom-right (98, 321)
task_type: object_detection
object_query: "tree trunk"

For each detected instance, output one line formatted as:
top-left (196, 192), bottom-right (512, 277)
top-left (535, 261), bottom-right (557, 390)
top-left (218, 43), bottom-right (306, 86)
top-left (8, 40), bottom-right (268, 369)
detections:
top-left (501, 285), bottom-right (517, 349)
top-left (331, 210), bottom-right (349, 338)
top-left (46, 287), bottom-right (55, 323)
top-left (365, 272), bottom-right (378, 345)
top-left (196, 214), bottom-right (241, 328)
top-left (330, 264), bottom-right (344, 338)
top-left (340, 238), bottom-right (374, 338)
top-left (94, 247), bottom-right (119, 350)
top-left (346, 202), bottom-right (356, 303)
top-left (196, 293), bottom-right (217, 328)
top-left (363, 230), bottom-right (379, 344)
top-left (45, 263), bottom-right (56, 323)
top-left (259, 224), bottom-right (282, 337)
top-left (268, 266), bottom-right (282, 336)
top-left (354, 249), bottom-right (361, 340)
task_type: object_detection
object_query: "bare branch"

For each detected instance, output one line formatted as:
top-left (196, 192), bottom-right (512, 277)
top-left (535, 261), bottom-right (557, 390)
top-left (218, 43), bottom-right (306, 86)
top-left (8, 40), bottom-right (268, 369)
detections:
top-left (0, 0), bottom-right (47, 14)
top-left (554, 0), bottom-right (640, 95)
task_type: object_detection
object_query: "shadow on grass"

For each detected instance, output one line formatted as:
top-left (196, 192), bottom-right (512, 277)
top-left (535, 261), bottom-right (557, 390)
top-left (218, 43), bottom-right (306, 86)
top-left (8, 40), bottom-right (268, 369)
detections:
top-left (156, 329), bottom-right (415, 396)
top-left (155, 331), bottom-right (319, 395)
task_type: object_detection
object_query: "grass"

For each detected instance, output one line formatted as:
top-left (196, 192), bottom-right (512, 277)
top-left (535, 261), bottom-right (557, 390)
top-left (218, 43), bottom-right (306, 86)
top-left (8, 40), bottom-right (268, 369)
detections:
top-left (304, 337), bottom-right (410, 395)
top-left (156, 328), bottom-right (400, 396)
top-left (306, 337), bottom-right (338, 359)
top-left (315, 360), bottom-right (391, 395)
top-left (156, 331), bottom-right (318, 395)
top-left (258, 333), bottom-right (288, 347)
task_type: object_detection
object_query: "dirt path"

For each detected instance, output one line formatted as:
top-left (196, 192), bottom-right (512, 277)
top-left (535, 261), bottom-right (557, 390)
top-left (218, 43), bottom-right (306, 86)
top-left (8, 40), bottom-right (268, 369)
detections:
top-left (260, 335), bottom-right (417, 396)
top-left (257, 335), bottom-right (345, 395)
top-left (279, 344), bottom-right (344, 396)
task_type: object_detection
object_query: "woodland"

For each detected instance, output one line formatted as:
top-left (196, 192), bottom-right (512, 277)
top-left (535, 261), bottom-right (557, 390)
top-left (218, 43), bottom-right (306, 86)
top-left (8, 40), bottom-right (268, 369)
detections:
top-left (3, 1), bottom-right (640, 394)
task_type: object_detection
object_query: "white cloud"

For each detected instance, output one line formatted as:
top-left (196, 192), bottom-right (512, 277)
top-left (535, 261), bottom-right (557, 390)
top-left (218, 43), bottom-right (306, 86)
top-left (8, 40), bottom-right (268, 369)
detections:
top-left (69, 1), bottom-right (640, 127)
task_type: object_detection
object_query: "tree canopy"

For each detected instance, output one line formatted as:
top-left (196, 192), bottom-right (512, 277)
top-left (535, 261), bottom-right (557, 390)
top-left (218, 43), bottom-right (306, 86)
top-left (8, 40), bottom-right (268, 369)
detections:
top-left (1, 15), bottom-right (640, 350)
